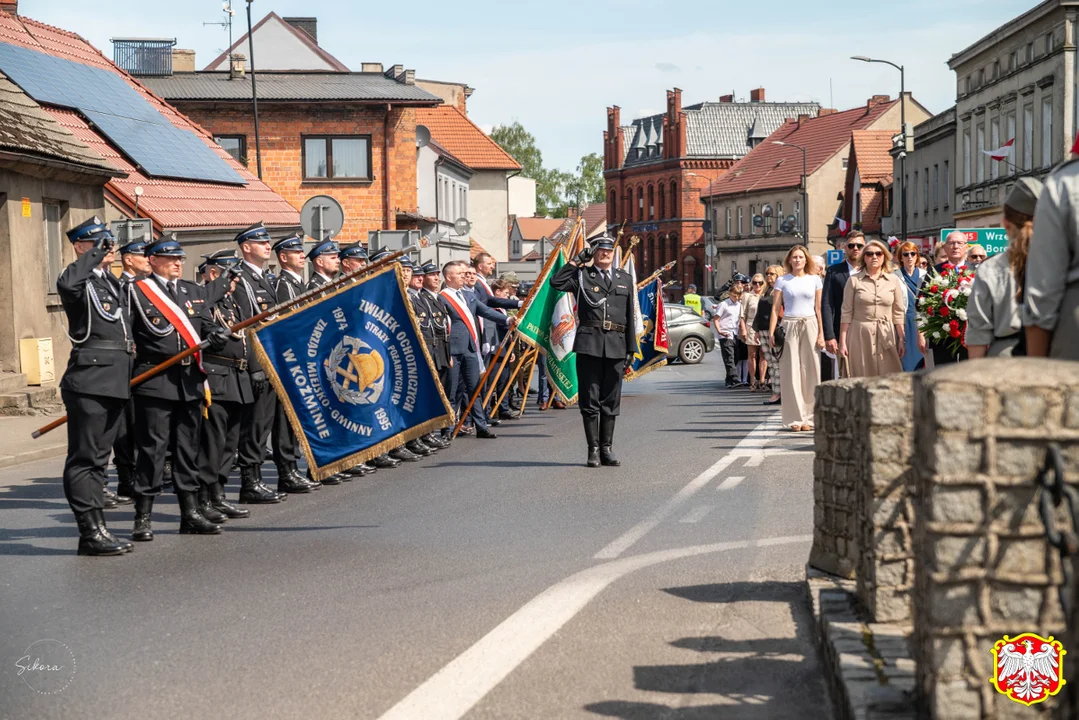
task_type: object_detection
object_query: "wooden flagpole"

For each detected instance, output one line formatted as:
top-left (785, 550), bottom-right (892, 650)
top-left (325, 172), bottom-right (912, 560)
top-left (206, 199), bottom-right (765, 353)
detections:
top-left (619, 235), bottom-right (640, 270)
top-left (490, 344), bottom-right (534, 415)
top-left (516, 348), bottom-right (541, 413)
top-left (637, 260), bottom-right (677, 289)
top-left (33, 246), bottom-right (416, 439)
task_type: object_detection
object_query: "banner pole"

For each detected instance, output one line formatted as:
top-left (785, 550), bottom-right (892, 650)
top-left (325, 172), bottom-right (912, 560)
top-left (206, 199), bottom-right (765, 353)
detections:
top-left (493, 345), bottom-right (536, 415)
top-left (32, 246), bottom-right (416, 439)
top-left (517, 348), bottom-right (541, 412)
top-left (637, 260), bottom-right (677, 290)
top-left (619, 235), bottom-right (640, 270)
top-left (481, 336), bottom-right (517, 411)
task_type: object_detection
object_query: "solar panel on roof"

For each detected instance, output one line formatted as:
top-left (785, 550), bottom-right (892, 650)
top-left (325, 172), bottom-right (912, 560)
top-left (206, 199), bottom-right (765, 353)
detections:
top-left (0, 41), bottom-right (245, 185)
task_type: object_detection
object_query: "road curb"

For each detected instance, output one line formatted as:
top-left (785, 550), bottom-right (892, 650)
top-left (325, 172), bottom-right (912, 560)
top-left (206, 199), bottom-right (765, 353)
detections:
top-left (0, 443), bottom-right (66, 470)
top-left (805, 565), bottom-right (917, 719)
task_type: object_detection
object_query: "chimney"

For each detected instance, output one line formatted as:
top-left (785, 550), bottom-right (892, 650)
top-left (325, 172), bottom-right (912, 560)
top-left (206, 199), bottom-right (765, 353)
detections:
top-left (229, 53), bottom-right (246, 79)
top-left (0, 1), bottom-right (17, 15)
top-left (718, 94), bottom-right (733, 103)
top-left (384, 64), bottom-right (404, 82)
top-left (818, 108), bottom-right (838, 116)
top-left (171, 48), bottom-right (195, 73)
top-left (283, 17), bottom-right (318, 44)
top-left (797, 113), bottom-right (810, 127)
top-left (867, 94), bottom-right (891, 110)
top-left (361, 62), bottom-right (383, 73)
top-left (567, 207), bottom-right (580, 220)
top-left (749, 87), bottom-right (765, 103)
top-left (404, 68), bottom-right (415, 85)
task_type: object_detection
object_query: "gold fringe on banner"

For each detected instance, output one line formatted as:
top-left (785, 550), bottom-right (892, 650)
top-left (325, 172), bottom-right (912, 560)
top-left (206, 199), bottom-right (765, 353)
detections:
top-left (624, 357), bottom-right (668, 382)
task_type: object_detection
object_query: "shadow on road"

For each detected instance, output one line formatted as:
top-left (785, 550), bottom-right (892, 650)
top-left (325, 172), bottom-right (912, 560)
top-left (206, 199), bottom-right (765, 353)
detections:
top-left (584, 580), bottom-right (829, 720)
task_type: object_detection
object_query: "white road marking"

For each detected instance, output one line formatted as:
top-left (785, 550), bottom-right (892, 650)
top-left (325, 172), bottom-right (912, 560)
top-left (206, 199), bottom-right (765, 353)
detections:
top-left (716, 476), bottom-right (745, 491)
top-left (744, 455), bottom-right (764, 467)
top-left (593, 415), bottom-right (780, 560)
top-left (679, 505), bottom-right (714, 523)
top-left (376, 534), bottom-right (813, 720)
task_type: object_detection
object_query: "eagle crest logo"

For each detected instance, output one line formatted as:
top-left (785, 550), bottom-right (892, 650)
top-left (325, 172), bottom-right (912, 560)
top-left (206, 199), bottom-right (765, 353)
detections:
top-left (990, 632), bottom-right (1066, 706)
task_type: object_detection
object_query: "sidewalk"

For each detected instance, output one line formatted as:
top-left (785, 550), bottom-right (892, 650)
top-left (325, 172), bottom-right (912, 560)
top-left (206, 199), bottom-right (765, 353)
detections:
top-left (0, 413), bottom-right (66, 469)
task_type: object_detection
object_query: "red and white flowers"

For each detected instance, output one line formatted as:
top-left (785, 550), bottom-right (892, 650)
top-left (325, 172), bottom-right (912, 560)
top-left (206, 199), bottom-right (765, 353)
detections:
top-left (916, 263), bottom-right (977, 354)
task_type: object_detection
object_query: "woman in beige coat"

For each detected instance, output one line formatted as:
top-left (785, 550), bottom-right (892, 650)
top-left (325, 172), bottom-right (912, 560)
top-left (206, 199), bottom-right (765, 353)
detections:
top-left (839, 238), bottom-right (906, 377)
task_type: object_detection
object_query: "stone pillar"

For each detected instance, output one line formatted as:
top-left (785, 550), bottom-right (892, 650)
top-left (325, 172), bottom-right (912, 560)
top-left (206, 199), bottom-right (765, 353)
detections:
top-left (810, 378), bottom-right (863, 578)
top-left (854, 374), bottom-right (915, 623)
top-left (912, 359), bottom-right (1079, 719)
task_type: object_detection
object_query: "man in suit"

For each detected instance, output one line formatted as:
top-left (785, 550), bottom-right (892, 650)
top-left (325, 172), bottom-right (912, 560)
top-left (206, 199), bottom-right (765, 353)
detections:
top-left (821, 231), bottom-right (865, 380)
top-left (440, 260), bottom-right (510, 439)
top-left (917, 230), bottom-right (970, 366)
top-left (128, 238), bottom-right (230, 540)
top-left (550, 234), bottom-right (636, 468)
top-left (56, 218), bottom-right (135, 556)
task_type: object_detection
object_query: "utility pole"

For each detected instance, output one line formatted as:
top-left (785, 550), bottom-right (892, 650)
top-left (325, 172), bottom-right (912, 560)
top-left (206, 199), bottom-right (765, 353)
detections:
top-left (246, 0), bottom-right (263, 180)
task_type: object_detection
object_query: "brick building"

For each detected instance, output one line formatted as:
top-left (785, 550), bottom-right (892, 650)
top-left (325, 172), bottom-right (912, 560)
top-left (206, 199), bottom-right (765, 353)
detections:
top-left (840, 130), bottom-right (896, 237)
top-left (603, 88), bottom-right (819, 295)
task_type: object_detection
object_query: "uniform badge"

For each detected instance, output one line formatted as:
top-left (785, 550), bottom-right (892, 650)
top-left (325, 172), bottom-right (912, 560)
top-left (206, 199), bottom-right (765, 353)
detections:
top-left (261, 303), bottom-right (268, 310)
top-left (593, 286), bottom-right (600, 292)
top-left (152, 317), bottom-right (161, 326)
top-left (102, 303), bottom-right (111, 312)
top-left (180, 286), bottom-right (188, 295)
top-left (990, 632), bottom-right (1065, 706)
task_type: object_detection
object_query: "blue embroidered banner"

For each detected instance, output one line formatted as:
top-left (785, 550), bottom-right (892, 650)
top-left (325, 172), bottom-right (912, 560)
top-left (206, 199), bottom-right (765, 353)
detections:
top-left (626, 277), bottom-right (669, 381)
top-left (251, 266), bottom-right (452, 480)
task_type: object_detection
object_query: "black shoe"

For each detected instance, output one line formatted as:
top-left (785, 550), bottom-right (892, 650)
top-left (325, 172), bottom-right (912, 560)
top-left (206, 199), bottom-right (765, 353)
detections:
top-left (476, 428), bottom-right (498, 439)
top-left (488, 419), bottom-right (502, 427)
top-left (423, 433), bottom-right (449, 449)
top-left (763, 396), bottom-right (781, 405)
top-left (499, 411), bottom-right (520, 421)
top-left (277, 466), bottom-right (314, 494)
top-left (178, 490), bottom-right (222, 535)
top-left (342, 464), bottom-right (370, 478)
top-left (210, 482), bottom-right (250, 519)
top-left (312, 469), bottom-right (342, 485)
top-left (405, 439), bottom-right (432, 456)
top-left (75, 510), bottom-right (126, 556)
top-left (459, 425), bottom-right (476, 436)
top-left (91, 508), bottom-right (133, 552)
top-left (258, 465), bottom-right (288, 502)
top-left (197, 486), bottom-right (228, 524)
top-left (239, 467), bottom-right (281, 504)
top-left (132, 495), bottom-right (154, 542)
top-left (599, 416), bottom-right (620, 467)
top-left (289, 466), bottom-right (321, 489)
top-left (583, 416), bottom-right (600, 468)
top-left (103, 485), bottom-right (132, 506)
top-left (115, 466), bottom-right (136, 500)
top-left (415, 437), bottom-right (440, 453)
top-left (370, 454), bottom-right (401, 469)
top-left (389, 446), bottom-right (421, 462)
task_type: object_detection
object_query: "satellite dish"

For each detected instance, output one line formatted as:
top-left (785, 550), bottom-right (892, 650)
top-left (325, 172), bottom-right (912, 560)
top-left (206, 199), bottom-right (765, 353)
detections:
top-left (752, 214), bottom-right (764, 228)
top-left (762, 204), bottom-right (773, 218)
top-left (416, 125), bottom-right (431, 149)
top-left (780, 221), bottom-right (794, 234)
top-left (300, 195), bottom-right (345, 241)
top-left (786, 214), bottom-right (798, 225)
top-left (453, 217), bottom-right (472, 236)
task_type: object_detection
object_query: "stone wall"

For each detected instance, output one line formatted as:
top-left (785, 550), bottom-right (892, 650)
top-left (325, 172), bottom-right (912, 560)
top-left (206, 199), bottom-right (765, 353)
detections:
top-left (911, 359), bottom-right (1079, 719)
top-left (810, 378), bottom-right (862, 579)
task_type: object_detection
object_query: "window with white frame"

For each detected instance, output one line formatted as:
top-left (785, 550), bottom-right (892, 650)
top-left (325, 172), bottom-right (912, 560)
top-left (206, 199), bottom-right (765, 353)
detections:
top-left (963, 129), bottom-right (971, 186)
top-left (1024, 103), bottom-right (1034, 170)
top-left (990, 117), bottom-right (1000, 180)
top-left (976, 124), bottom-right (985, 182)
top-left (725, 207), bottom-right (731, 238)
top-left (1006, 111), bottom-right (1017, 175)
top-left (1042, 96), bottom-right (1053, 167)
top-left (737, 206), bottom-right (744, 236)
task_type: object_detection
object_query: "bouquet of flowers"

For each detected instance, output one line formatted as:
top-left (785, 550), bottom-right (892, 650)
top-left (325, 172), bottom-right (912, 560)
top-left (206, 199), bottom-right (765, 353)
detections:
top-left (916, 263), bottom-right (976, 354)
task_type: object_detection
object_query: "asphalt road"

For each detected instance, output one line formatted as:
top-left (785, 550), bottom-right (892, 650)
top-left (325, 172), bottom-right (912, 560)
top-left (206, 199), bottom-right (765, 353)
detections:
top-left (0, 354), bottom-right (830, 719)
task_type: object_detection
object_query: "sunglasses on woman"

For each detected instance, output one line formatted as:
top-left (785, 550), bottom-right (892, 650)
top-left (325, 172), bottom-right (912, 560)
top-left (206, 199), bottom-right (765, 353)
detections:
top-left (863, 251), bottom-right (884, 258)
top-left (751, 281), bottom-right (763, 286)
top-left (902, 252), bottom-right (918, 258)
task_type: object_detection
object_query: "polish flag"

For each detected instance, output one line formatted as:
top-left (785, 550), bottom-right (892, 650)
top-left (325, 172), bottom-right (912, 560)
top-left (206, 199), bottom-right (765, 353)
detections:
top-left (836, 217), bottom-right (849, 235)
top-left (982, 138), bottom-right (1014, 161)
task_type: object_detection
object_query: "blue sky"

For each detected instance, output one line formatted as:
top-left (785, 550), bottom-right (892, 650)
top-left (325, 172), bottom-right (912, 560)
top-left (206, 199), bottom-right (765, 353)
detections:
top-left (25, 0), bottom-right (1037, 173)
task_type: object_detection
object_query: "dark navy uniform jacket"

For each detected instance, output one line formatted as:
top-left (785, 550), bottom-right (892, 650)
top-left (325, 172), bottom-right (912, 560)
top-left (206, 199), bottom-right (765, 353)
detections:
top-left (202, 284), bottom-right (254, 405)
top-left (422, 288), bottom-right (452, 369)
top-left (275, 269), bottom-right (305, 303)
top-left (549, 262), bottom-right (636, 360)
top-left (232, 262), bottom-right (277, 376)
top-left (57, 247), bottom-right (134, 400)
top-left (409, 288), bottom-right (450, 371)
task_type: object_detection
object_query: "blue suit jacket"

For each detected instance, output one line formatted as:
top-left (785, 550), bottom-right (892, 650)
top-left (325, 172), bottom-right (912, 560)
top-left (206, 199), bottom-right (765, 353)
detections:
top-left (442, 289), bottom-right (508, 355)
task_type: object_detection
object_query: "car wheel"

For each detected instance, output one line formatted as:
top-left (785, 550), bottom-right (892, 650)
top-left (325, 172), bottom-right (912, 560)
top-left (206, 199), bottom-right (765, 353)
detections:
top-left (679, 336), bottom-right (706, 364)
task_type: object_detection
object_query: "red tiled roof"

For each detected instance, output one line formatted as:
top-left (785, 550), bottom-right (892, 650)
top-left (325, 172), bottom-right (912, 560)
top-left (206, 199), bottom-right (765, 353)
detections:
top-left (703, 99), bottom-right (899, 198)
top-left (850, 130), bottom-right (895, 184)
top-left (580, 202), bottom-right (608, 237)
top-left (515, 217), bottom-right (565, 241)
top-left (0, 13), bottom-right (299, 233)
top-left (470, 237), bottom-right (489, 260)
top-left (416, 106), bottom-right (522, 171)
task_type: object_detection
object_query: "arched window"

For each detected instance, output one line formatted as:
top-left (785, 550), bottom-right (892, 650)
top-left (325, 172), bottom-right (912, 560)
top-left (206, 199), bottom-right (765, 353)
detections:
top-left (658, 184), bottom-right (666, 219)
top-left (624, 186), bottom-right (633, 220)
top-left (609, 189), bottom-right (617, 223)
top-left (670, 182), bottom-right (678, 219)
top-left (647, 236), bottom-right (656, 273)
top-left (647, 185), bottom-right (655, 220)
top-left (668, 234), bottom-right (679, 279)
top-left (659, 234), bottom-right (667, 267)
top-left (637, 187), bottom-right (644, 222)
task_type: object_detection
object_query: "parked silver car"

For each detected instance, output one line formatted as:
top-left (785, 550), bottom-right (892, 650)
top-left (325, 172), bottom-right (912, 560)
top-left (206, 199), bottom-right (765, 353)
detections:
top-left (664, 304), bottom-right (715, 364)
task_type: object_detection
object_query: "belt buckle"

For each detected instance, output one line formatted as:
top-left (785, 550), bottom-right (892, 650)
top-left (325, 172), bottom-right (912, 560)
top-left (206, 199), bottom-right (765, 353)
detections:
top-left (181, 356), bottom-right (193, 366)
top-left (602, 320), bottom-right (612, 331)
top-left (125, 341), bottom-right (136, 354)
top-left (237, 358), bottom-right (248, 372)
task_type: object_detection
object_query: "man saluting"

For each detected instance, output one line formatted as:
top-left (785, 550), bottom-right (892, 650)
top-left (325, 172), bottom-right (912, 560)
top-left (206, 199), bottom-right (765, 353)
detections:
top-left (550, 234), bottom-right (636, 468)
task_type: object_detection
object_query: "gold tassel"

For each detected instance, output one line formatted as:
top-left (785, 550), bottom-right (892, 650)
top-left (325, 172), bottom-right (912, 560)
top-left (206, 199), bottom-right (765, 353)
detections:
top-left (203, 385), bottom-right (212, 419)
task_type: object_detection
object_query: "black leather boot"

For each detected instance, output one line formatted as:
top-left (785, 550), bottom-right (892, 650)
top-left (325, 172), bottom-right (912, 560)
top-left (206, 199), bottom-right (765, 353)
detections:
top-left (178, 490), bottom-right (222, 535)
top-left (92, 509), bottom-right (133, 552)
top-left (423, 433), bottom-right (449, 449)
top-left (75, 510), bottom-right (126, 556)
top-left (389, 446), bottom-right (420, 462)
top-left (258, 466), bottom-right (288, 501)
top-left (101, 484), bottom-right (119, 509)
top-left (197, 486), bottom-right (228, 523)
top-left (115, 466), bottom-right (136, 500)
top-left (584, 415), bottom-right (600, 468)
top-left (277, 465), bottom-right (314, 494)
top-left (290, 465), bottom-right (321, 489)
top-left (239, 466), bottom-right (281, 504)
top-left (132, 495), bottom-right (154, 542)
top-left (599, 416), bottom-right (620, 467)
top-left (405, 439), bottom-right (432, 456)
top-left (210, 482), bottom-right (250, 519)
top-left (370, 453), bottom-right (401, 469)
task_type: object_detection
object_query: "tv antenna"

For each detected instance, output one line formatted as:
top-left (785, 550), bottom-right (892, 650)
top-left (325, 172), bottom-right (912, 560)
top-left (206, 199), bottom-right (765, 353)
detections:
top-left (204, 2), bottom-right (237, 56)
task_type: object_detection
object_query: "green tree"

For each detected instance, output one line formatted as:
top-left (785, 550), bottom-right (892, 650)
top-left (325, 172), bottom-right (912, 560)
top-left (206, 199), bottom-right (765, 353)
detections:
top-left (564, 153), bottom-right (605, 210)
top-left (491, 121), bottom-right (567, 217)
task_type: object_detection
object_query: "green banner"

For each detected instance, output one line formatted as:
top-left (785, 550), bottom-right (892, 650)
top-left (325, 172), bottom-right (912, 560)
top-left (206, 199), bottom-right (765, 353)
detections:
top-left (940, 228), bottom-right (1009, 256)
top-left (516, 249), bottom-right (579, 404)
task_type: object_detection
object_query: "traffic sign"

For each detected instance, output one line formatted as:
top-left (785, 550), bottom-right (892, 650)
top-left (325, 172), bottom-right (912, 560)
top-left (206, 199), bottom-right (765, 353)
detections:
top-left (826, 249), bottom-right (844, 266)
top-left (940, 228), bottom-right (1008, 257)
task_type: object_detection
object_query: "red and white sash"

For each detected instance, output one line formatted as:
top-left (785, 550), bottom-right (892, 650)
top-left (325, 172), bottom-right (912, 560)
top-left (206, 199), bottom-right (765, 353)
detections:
top-left (440, 288), bottom-right (478, 349)
top-left (136, 278), bottom-right (206, 374)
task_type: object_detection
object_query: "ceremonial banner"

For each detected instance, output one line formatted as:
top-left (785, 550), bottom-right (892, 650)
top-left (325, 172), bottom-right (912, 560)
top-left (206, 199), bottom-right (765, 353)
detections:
top-left (626, 276), bottom-right (669, 381)
top-left (623, 255), bottom-right (645, 360)
top-left (250, 266), bottom-right (452, 480)
top-left (517, 248), bottom-right (579, 404)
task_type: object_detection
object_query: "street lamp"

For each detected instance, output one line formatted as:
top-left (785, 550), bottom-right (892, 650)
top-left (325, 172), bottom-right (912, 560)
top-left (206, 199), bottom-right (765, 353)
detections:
top-left (851, 55), bottom-right (906, 244)
top-left (685, 172), bottom-right (714, 294)
top-left (771, 142), bottom-right (809, 249)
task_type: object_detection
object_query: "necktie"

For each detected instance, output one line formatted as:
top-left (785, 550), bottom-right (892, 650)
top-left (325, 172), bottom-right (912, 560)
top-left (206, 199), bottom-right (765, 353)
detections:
top-left (167, 281), bottom-right (179, 303)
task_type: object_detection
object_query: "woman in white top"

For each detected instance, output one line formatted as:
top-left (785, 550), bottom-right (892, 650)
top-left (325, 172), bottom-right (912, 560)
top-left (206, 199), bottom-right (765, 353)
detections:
top-left (768, 246), bottom-right (824, 431)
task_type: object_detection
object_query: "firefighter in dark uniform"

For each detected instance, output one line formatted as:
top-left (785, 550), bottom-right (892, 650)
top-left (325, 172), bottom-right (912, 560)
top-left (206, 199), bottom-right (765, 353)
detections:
top-left (233, 222), bottom-right (316, 501)
top-left (128, 238), bottom-right (230, 540)
top-left (108, 238), bottom-right (149, 505)
top-left (396, 255), bottom-right (446, 455)
top-left (56, 217), bottom-right (135, 556)
top-left (195, 250), bottom-right (254, 523)
top-left (550, 234), bottom-right (636, 468)
top-left (414, 262), bottom-right (453, 449)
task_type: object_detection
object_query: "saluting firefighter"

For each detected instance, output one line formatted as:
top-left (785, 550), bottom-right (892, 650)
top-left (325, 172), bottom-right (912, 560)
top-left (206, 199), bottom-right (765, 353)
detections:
top-left (56, 218), bottom-right (135, 556)
top-left (550, 234), bottom-right (636, 468)
top-left (127, 237), bottom-right (231, 540)
top-left (233, 223), bottom-right (316, 501)
top-left (108, 237), bottom-right (150, 506)
top-left (195, 250), bottom-right (254, 523)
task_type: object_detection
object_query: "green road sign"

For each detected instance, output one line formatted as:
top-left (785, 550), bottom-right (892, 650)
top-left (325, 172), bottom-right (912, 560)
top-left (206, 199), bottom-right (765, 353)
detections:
top-left (940, 228), bottom-right (1008, 257)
